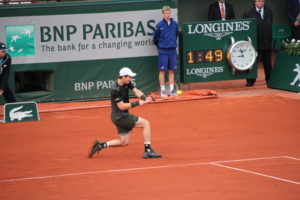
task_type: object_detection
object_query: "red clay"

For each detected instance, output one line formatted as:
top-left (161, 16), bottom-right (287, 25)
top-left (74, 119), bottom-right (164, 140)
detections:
top-left (0, 90), bottom-right (299, 200)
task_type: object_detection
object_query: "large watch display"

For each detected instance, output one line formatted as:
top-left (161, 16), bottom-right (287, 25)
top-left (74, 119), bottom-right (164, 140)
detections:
top-left (227, 37), bottom-right (257, 75)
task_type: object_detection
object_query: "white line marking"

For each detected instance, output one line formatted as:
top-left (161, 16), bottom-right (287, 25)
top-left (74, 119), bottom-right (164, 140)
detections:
top-left (283, 156), bottom-right (300, 161)
top-left (211, 163), bottom-right (300, 185)
top-left (212, 156), bottom-right (287, 164)
top-left (0, 162), bottom-right (210, 183)
top-left (0, 155), bottom-right (291, 183)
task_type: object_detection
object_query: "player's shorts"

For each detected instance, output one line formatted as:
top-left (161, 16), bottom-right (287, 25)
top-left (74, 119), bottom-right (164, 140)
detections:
top-left (111, 112), bottom-right (139, 135)
top-left (158, 53), bottom-right (177, 71)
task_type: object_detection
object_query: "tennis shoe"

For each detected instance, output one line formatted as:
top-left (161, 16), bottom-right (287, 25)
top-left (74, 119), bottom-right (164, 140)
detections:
top-left (170, 90), bottom-right (177, 96)
top-left (143, 149), bottom-right (162, 159)
top-left (88, 140), bottom-right (102, 158)
top-left (160, 90), bottom-right (168, 97)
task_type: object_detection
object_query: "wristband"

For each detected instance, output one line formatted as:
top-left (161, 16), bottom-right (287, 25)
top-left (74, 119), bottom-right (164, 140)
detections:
top-left (131, 101), bottom-right (140, 107)
top-left (141, 94), bottom-right (147, 101)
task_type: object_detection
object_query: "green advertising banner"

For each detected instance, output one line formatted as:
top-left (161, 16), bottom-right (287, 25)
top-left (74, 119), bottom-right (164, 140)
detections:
top-left (268, 51), bottom-right (300, 92)
top-left (14, 57), bottom-right (159, 102)
top-left (182, 19), bottom-right (257, 83)
top-left (0, 1), bottom-right (177, 103)
top-left (3, 101), bottom-right (39, 123)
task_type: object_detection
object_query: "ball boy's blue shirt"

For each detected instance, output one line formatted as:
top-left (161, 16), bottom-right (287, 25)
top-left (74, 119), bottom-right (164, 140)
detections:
top-left (153, 18), bottom-right (178, 54)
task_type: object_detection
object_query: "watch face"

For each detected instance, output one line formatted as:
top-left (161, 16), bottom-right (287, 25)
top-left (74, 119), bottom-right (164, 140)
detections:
top-left (228, 41), bottom-right (256, 71)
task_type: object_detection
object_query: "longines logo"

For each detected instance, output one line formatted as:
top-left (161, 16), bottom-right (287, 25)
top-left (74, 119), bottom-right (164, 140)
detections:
top-left (186, 66), bottom-right (224, 78)
top-left (187, 21), bottom-right (251, 40)
top-left (204, 32), bottom-right (233, 40)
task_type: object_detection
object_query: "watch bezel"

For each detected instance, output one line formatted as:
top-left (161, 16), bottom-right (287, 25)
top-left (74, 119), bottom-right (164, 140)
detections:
top-left (227, 40), bottom-right (257, 71)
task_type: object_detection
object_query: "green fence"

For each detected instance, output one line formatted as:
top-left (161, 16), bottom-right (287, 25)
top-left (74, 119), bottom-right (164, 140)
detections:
top-left (268, 51), bottom-right (300, 92)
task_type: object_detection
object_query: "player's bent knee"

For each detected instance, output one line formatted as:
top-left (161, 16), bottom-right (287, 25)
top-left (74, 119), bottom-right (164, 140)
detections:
top-left (141, 118), bottom-right (150, 127)
top-left (119, 135), bottom-right (130, 146)
top-left (136, 117), bottom-right (150, 128)
top-left (144, 119), bottom-right (150, 127)
top-left (119, 139), bottom-right (129, 146)
top-left (121, 141), bottom-right (129, 146)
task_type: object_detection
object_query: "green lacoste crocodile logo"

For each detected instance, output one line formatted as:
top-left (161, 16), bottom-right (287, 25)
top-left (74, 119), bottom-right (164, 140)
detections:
top-left (5, 25), bottom-right (36, 57)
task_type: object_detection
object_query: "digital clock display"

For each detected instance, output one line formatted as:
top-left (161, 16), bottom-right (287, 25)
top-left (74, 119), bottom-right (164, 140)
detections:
top-left (186, 49), bottom-right (223, 64)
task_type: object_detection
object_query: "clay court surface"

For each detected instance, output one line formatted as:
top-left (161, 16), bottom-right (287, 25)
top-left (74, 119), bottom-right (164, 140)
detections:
top-left (1, 71), bottom-right (300, 199)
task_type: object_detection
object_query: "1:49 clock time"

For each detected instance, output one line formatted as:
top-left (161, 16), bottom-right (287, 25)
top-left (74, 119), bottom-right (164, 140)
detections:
top-left (186, 49), bottom-right (223, 64)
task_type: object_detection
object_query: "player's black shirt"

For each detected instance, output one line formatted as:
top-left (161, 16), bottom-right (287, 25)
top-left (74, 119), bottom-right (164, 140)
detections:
top-left (110, 81), bottom-right (135, 113)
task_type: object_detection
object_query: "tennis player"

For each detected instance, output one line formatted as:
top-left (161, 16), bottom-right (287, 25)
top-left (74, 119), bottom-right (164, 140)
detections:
top-left (88, 67), bottom-right (161, 159)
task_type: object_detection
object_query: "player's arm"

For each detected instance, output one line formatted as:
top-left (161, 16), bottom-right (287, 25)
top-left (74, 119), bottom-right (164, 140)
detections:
top-left (132, 88), bottom-right (144, 99)
top-left (133, 88), bottom-right (153, 103)
top-left (117, 88), bottom-right (151, 110)
top-left (112, 88), bottom-right (146, 110)
top-left (117, 100), bottom-right (146, 110)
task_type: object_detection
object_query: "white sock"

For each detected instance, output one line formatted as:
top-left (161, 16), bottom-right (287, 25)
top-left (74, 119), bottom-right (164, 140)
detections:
top-left (170, 84), bottom-right (174, 91)
top-left (160, 85), bottom-right (165, 91)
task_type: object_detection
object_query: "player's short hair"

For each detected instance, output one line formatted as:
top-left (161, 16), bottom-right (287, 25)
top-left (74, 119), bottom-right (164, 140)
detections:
top-left (162, 6), bottom-right (171, 13)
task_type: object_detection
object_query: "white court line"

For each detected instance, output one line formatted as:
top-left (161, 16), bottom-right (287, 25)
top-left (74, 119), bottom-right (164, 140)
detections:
top-left (283, 156), bottom-right (300, 161)
top-left (0, 155), bottom-right (296, 183)
top-left (211, 163), bottom-right (300, 185)
top-left (212, 156), bottom-right (288, 164)
top-left (0, 161), bottom-right (213, 183)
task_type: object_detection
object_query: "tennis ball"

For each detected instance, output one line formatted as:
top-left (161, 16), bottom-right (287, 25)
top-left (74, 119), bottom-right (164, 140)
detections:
top-left (177, 90), bottom-right (182, 95)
